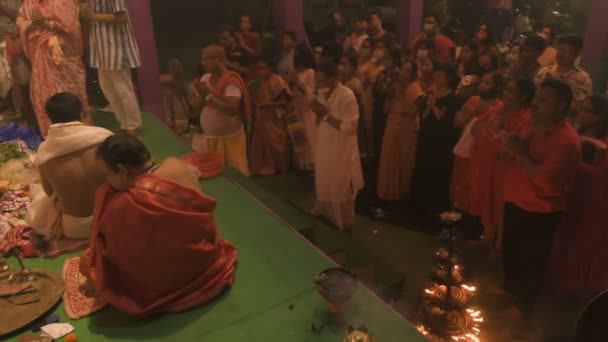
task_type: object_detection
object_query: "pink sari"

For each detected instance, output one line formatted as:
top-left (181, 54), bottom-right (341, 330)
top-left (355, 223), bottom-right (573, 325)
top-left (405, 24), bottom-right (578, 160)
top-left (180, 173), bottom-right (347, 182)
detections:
top-left (17, 0), bottom-right (90, 138)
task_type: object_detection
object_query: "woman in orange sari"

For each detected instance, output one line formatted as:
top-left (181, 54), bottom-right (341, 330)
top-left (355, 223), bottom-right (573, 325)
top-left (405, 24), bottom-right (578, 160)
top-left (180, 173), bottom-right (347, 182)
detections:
top-left (17, 0), bottom-right (90, 138)
top-left (377, 60), bottom-right (424, 201)
top-left (249, 58), bottom-right (292, 176)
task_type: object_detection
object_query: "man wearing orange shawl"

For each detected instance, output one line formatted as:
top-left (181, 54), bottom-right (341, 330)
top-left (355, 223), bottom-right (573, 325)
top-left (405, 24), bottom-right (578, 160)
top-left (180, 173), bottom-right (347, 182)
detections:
top-left (190, 45), bottom-right (251, 176)
top-left (80, 134), bottom-right (237, 316)
top-left (248, 57), bottom-right (293, 176)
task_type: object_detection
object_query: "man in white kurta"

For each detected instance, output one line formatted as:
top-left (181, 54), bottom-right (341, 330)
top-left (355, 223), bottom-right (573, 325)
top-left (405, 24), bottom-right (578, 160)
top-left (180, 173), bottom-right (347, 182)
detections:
top-left (312, 61), bottom-right (364, 231)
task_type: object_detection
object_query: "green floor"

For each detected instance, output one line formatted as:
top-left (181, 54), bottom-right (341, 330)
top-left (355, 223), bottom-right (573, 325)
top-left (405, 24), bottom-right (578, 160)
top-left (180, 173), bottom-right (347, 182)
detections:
top-left (4, 113), bottom-right (426, 342)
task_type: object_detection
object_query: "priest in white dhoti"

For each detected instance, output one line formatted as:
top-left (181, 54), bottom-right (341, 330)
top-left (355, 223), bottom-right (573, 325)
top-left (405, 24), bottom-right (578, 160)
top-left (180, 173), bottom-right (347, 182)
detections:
top-left (26, 93), bottom-right (113, 240)
top-left (311, 61), bottom-right (364, 231)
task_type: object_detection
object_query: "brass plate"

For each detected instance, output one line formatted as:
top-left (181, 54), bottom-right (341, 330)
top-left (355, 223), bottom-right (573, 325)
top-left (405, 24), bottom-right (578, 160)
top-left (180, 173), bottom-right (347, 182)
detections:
top-left (0, 269), bottom-right (64, 337)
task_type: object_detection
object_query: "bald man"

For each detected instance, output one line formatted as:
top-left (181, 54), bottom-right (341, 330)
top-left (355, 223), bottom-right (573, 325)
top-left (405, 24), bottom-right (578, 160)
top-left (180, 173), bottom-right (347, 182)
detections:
top-left (189, 45), bottom-right (251, 176)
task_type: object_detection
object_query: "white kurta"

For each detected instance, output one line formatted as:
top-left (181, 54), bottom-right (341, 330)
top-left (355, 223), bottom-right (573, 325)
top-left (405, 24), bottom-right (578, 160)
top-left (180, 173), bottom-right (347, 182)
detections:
top-left (313, 84), bottom-right (364, 229)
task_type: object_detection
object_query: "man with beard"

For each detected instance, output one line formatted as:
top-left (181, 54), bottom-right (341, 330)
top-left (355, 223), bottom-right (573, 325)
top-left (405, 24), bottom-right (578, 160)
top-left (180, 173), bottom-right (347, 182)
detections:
top-left (451, 71), bottom-right (504, 218)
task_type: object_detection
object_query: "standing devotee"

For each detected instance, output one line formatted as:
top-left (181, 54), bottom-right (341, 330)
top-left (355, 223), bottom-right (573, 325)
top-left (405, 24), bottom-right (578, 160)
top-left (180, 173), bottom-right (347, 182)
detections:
top-left (481, 0), bottom-right (513, 44)
top-left (471, 79), bottom-right (535, 252)
top-left (312, 61), bottom-right (363, 231)
top-left (376, 60), bottom-right (424, 202)
top-left (368, 10), bottom-right (396, 50)
top-left (2, 0), bottom-right (30, 119)
top-left (218, 26), bottom-right (251, 78)
top-left (411, 15), bottom-right (455, 64)
top-left (504, 36), bottom-right (546, 81)
top-left (548, 95), bottom-right (608, 297)
top-left (317, 10), bottom-right (347, 48)
top-left (17, 0), bottom-right (90, 138)
top-left (26, 93), bottom-right (113, 240)
top-left (236, 14), bottom-right (262, 59)
top-left (535, 35), bottom-right (592, 105)
top-left (339, 52), bottom-right (368, 157)
top-left (190, 45), bottom-right (250, 176)
top-left (80, 134), bottom-right (237, 316)
top-left (474, 24), bottom-right (498, 56)
top-left (288, 49), bottom-right (316, 171)
top-left (451, 71), bottom-right (504, 213)
top-left (343, 14), bottom-right (369, 53)
top-left (501, 79), bottom-right (581, 319)
top-left (80, 0), bottom-right (142, 136)
top-left (537, 26), bottom-right (557, 67)
top-left (249, 57), bottom-right (292, 176)
top-left (276, 31), bottom-right (296, 77)
top-left (411, 64), bottom-right (461, 220)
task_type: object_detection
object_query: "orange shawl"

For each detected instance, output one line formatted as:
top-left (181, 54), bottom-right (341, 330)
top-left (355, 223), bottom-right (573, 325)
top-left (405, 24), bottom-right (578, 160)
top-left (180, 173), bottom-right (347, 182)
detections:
top-left (80, 175), bottom-right (237, 316)
top-left (211, 70), bottom-right (252, 122)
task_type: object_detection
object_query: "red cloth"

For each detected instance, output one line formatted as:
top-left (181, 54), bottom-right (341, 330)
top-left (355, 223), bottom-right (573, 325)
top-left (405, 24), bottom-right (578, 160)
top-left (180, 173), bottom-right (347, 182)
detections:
top-left (211, 70), bottom-right (252, 122)
top-left (503, 121), bottom-right (581, 213)
top-left (411, 32), bottom-right (455, 64)
top-left (80, 175), bottom-right (237, 316)
top-left (469, 108), bottom-right (533, 228)
top-left (240, 31), bottom-right (262, 57)
top-left (0, 226), bottom-right (40, 258)
top-left (450, 96), bottom-right (503, 214)
top-left (548, 144), bottom-right (608, 296)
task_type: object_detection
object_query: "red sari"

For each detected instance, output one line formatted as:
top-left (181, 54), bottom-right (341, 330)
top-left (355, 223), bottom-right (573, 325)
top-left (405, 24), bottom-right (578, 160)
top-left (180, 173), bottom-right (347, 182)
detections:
top-left (17, 0), bottom-right (90, 138)
top-left (470, 108), bottom-right (533, 229)
top-left (450, 96), bottom-right (503, 213)
top-left (548, 143), bottom-right (608, 297)
top-left (80, 175), bottom-right (237, 316)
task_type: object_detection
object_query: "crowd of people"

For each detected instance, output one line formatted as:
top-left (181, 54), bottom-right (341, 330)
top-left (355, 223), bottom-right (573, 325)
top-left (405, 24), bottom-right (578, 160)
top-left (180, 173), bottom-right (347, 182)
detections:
top-left (177, 0), bottom-right (608, 325)
top-left (0, 0), bottom-right (606, 330)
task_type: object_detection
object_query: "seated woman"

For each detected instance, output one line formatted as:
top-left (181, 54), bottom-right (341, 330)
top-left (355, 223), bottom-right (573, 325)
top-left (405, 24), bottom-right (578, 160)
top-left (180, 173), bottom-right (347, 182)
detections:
top-left (80, 134), bottom-right (237, 316)
top-left (26, 93), bottom-right (113, 240)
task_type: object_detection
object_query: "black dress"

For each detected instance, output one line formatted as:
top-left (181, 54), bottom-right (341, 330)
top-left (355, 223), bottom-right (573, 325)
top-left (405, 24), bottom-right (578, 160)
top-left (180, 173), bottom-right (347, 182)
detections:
top-left (411, 92), bottom-right (462, 214)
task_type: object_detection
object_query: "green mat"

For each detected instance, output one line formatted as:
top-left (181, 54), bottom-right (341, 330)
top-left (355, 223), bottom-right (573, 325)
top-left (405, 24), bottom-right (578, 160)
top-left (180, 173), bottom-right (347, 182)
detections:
top-left (4, 113), bottom-right (425, 341)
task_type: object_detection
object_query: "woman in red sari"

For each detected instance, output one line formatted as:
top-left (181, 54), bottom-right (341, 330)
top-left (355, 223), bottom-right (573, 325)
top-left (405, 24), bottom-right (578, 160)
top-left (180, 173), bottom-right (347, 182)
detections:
top-left (470, 79), bottom-right (535, 251)
top-left (80, 134), bottom-right (237, 316)
top-left (548, 95), bottom-right (608, 298)
top-left (17, 0), bottom-right (90, 138)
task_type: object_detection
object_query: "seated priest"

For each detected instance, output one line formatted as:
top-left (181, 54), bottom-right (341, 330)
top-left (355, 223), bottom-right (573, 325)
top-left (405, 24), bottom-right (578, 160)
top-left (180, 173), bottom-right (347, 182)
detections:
top-left (26, 93), bottom-right (113, 240)
top-left (80, 134), bottom-right (238, 316)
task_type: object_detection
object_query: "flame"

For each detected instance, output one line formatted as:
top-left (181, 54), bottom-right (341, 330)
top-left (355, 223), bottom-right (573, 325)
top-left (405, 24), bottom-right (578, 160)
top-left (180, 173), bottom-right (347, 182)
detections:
top-left (462, 285), bottom-right (477, 292)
